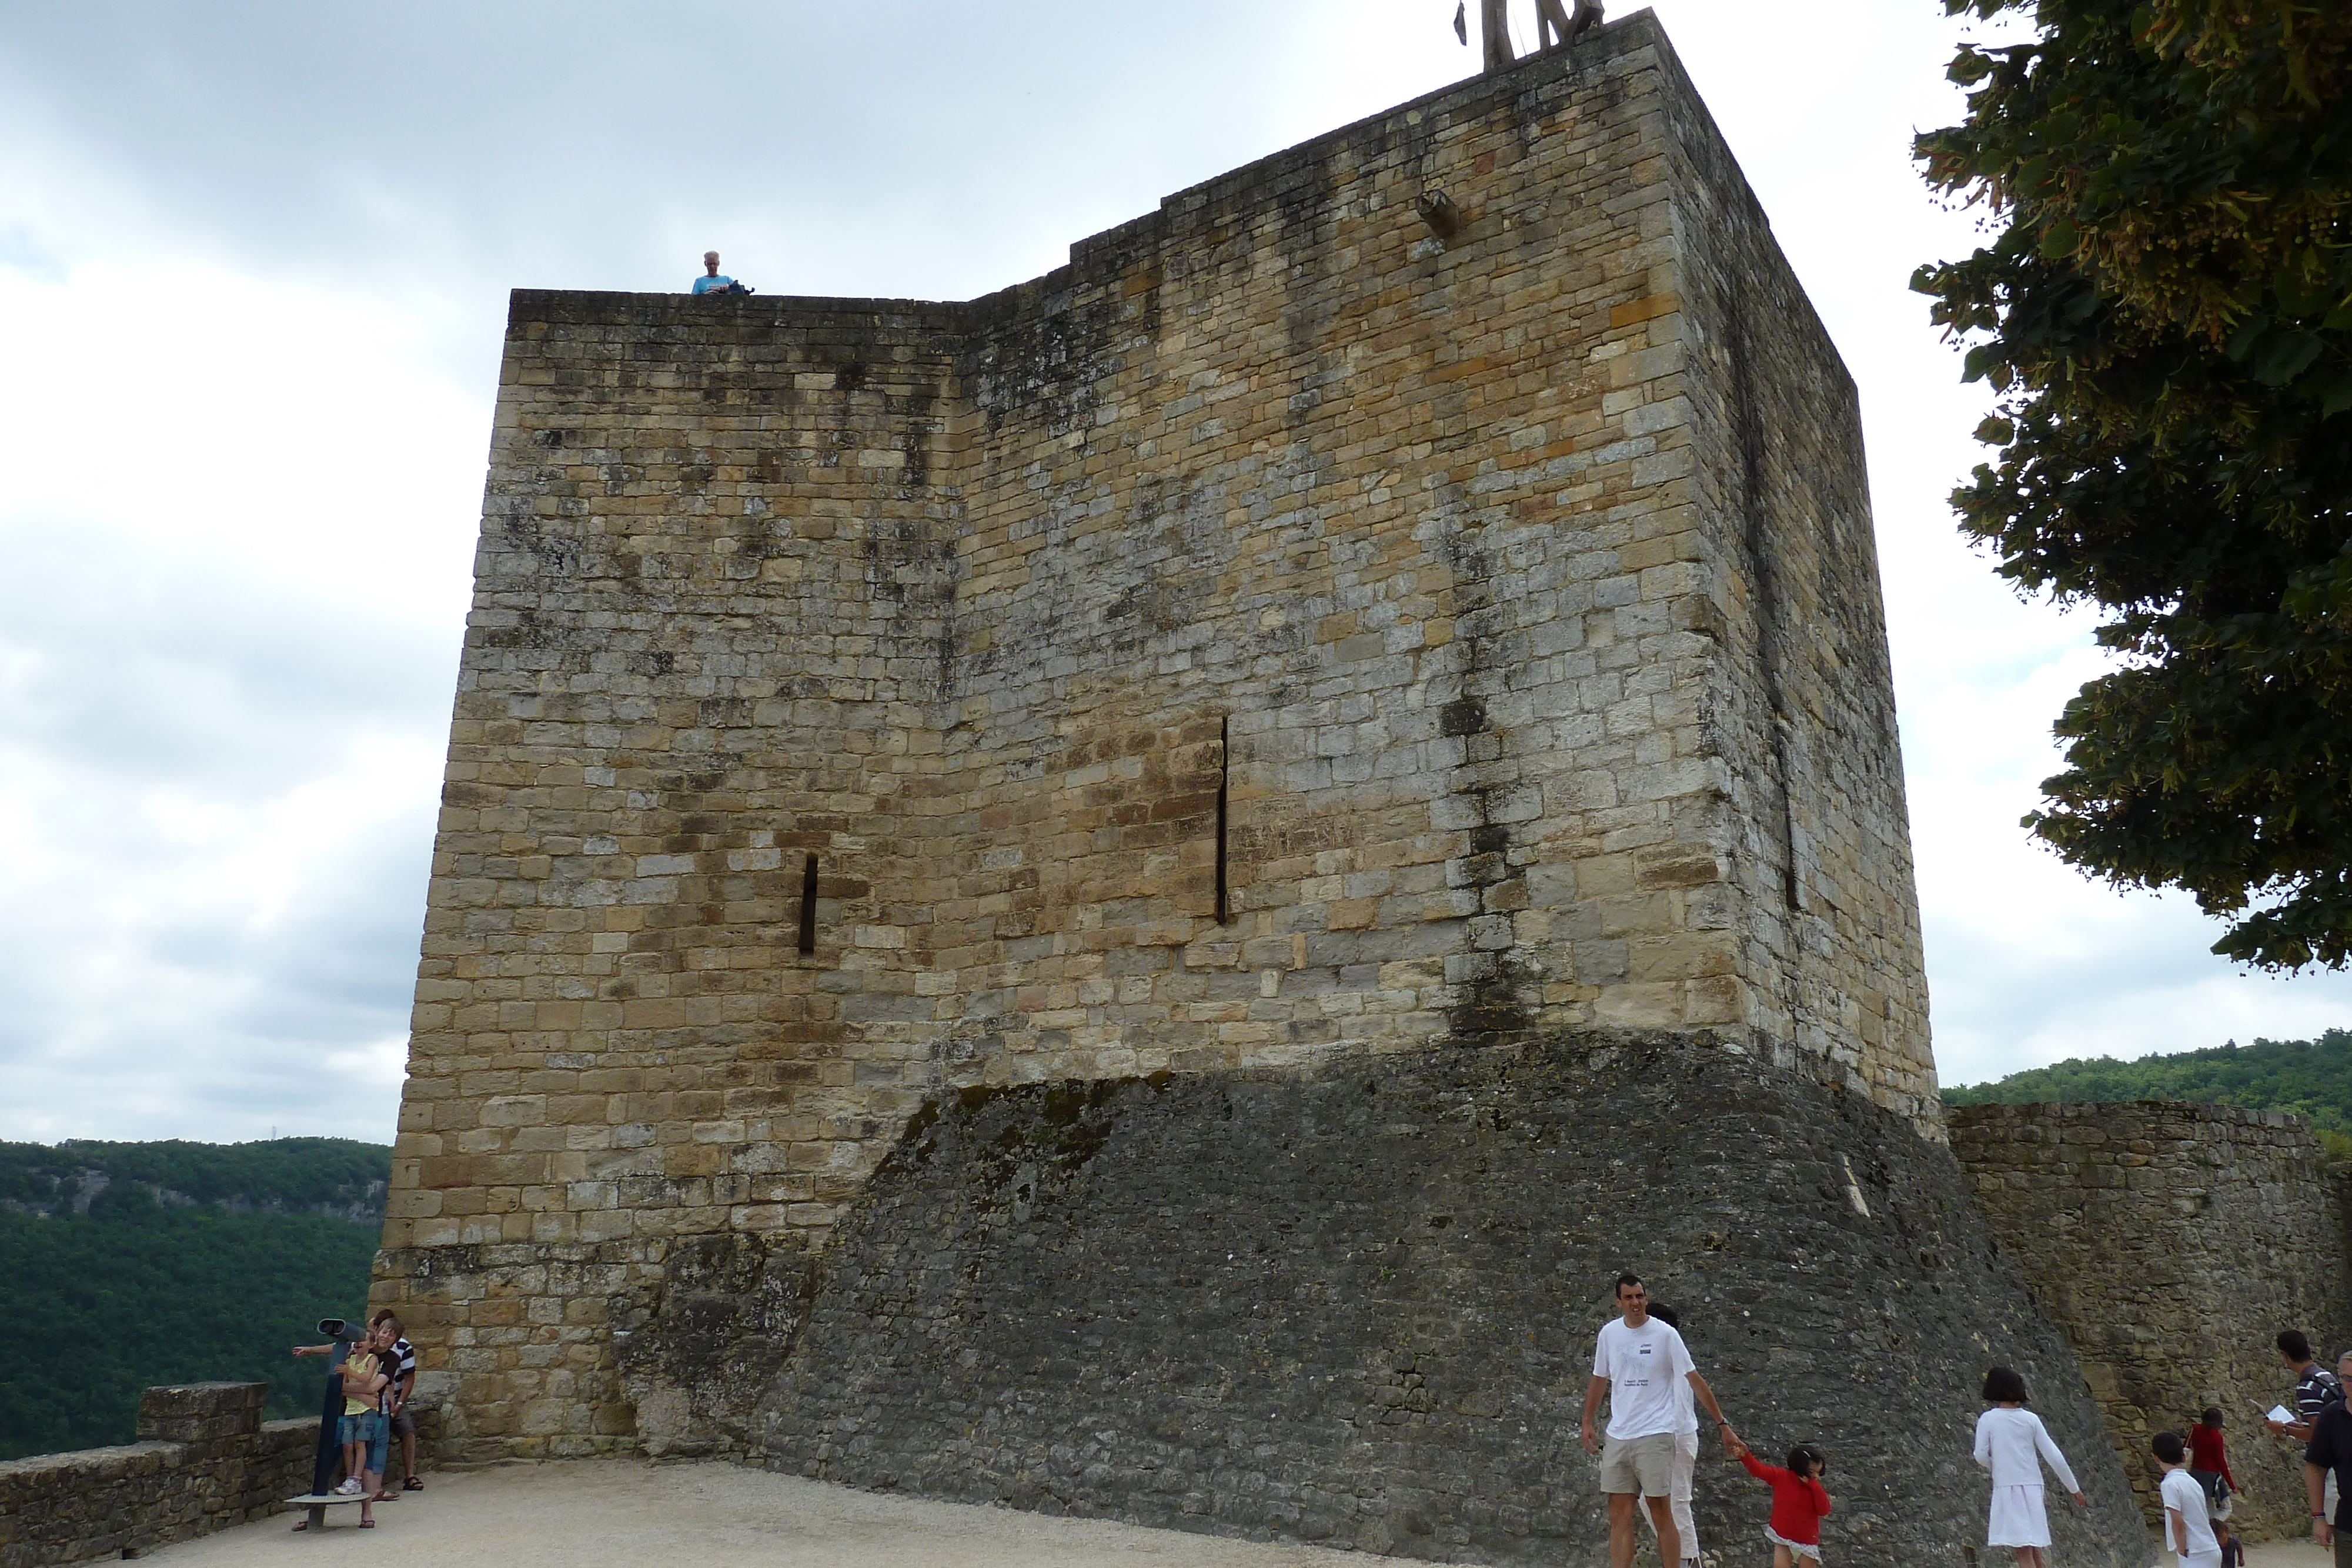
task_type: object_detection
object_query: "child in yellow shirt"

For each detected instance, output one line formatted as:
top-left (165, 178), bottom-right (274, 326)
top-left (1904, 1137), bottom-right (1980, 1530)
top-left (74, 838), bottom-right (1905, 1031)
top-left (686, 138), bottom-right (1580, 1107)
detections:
top-left (335, 1334), bottom-right (391, 1526)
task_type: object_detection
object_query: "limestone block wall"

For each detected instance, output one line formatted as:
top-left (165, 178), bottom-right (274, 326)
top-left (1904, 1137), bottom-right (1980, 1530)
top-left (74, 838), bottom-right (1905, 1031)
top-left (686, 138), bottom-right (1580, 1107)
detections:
top-left (1950, 1102), bottom-right (2352, 1539)
top-left (0, 1384), bottom-right (312, 1567)
top-left (1659, 54), bottom-right (1930, 1118)
top-left (377, 11), bottom-right (1932, 1461)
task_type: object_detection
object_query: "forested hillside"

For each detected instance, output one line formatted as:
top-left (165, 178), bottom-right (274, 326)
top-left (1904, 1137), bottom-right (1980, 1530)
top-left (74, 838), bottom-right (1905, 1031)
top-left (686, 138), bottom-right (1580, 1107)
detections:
top-left (1942, 1030), bottom-right (2352, 1155)
top-left (0, 1138), bottom-right (389, 1461)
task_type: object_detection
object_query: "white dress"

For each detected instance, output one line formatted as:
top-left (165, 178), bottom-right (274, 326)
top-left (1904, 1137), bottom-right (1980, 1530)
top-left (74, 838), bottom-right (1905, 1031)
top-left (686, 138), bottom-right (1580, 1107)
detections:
top-left (1973, 1405), bottom-right (2080, 1548)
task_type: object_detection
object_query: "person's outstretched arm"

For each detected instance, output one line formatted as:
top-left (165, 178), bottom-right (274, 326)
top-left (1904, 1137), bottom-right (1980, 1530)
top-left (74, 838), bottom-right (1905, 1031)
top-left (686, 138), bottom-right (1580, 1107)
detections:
top-left (1684, 1370), bottom-right (1738, 1449)
top-left (2032, 1416), bottom-right (2087, 1503)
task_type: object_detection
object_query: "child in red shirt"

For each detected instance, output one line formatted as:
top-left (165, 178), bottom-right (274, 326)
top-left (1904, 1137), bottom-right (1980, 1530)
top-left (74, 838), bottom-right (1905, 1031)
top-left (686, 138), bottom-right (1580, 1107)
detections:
top-left (1729, 1436), bottom-right (1833, 1567)
top-left (2189, 1406), bottom-right (2239, 1566)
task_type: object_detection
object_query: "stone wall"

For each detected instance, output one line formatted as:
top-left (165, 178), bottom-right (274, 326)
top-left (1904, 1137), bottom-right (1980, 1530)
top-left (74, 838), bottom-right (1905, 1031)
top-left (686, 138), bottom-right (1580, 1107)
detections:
top-left (1950, 1102), bottom-right (2352, 1540)
top-left (377, 11), bottom-right (1933, 1463)
top-left (609, 1034), bottom-right (2148, 1566)
top-left (0, 1383), bottom-right (312, 1567)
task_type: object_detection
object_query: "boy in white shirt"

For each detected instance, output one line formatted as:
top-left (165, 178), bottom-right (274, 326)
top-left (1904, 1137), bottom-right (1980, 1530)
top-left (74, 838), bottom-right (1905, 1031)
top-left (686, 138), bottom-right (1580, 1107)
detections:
top-left (1642, 1303), bottom-right (1714, 1568)
top-left (2155, 1430), bottom-right (2222, 1568)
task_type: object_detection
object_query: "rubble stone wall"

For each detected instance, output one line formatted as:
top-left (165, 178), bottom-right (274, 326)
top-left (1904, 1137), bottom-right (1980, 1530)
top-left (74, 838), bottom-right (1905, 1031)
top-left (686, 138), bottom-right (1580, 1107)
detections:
top-left (733, 1035), bottom-right (2147, 1567)
top-left (0, 1384), bottom-right (311, 1568)
top-left (1950, 1101), bottom-right (2352, 1539)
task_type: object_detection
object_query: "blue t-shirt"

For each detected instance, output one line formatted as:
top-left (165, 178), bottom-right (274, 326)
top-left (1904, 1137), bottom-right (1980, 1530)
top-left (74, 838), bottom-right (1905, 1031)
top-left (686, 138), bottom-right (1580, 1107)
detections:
top-left (691, 274), bottom-right (734, 295)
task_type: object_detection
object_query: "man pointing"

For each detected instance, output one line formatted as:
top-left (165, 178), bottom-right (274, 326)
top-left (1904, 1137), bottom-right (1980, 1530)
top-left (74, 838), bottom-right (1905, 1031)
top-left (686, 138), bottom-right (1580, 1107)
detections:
top-left (1581, 1273), bottom-right (1738, 1568)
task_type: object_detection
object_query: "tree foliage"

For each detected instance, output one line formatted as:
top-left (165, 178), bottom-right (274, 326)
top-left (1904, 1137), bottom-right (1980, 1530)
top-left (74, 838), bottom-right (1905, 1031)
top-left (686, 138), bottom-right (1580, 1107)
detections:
top-left (1942, 1027), bottom-right (2352, 1156)
top-left (0, 1140), bottom-right (387, 1461)
top-left (1914, 0), bottom-right (2352, 969)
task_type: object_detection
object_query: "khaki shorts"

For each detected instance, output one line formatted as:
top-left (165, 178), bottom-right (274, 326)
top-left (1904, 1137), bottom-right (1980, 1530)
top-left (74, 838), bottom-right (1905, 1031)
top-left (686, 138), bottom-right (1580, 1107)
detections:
top-left (1599, 1430), bottom-right (1677, 1496)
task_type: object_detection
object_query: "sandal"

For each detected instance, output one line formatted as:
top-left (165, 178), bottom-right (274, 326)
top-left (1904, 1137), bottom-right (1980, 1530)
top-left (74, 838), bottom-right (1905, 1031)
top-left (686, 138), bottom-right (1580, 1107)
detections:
top-left (372, 1491), bottom-right (399, 1502)
top-left (403, 1477), bottom-right (424, 1490)
top-left (359, 1519), bottom-right (376, 1529)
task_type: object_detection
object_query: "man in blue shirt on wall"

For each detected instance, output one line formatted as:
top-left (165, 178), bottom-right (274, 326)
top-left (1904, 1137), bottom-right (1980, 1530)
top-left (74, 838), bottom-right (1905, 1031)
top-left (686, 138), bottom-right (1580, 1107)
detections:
top-left (693, 250), bottom-right (750, 296)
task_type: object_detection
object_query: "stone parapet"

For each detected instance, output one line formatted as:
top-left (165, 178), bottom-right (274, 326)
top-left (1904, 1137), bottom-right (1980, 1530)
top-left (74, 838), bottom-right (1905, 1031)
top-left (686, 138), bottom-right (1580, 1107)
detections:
top-left (0, 1383), bottom-right (312, 1567)
top-left (1950, 1100), bottom-right (2352, 1539)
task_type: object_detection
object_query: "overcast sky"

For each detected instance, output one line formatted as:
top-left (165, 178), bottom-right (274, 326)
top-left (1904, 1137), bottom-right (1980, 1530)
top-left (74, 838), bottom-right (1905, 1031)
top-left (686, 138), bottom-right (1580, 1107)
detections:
top-left (4, 0), bottom-right (2347, 1147)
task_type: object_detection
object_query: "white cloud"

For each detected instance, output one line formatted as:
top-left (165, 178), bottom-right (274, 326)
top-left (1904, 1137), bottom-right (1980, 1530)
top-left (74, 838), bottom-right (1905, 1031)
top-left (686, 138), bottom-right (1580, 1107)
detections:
top-left (1, 0), bottom-right (2344, 1143)
top-left (0, 256), bottom-right (473, 1142)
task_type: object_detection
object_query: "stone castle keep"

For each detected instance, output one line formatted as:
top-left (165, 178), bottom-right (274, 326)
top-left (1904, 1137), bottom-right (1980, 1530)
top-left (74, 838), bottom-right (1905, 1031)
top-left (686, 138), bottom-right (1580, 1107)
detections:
top-left (367, 16), bottom-right (2337, 1565)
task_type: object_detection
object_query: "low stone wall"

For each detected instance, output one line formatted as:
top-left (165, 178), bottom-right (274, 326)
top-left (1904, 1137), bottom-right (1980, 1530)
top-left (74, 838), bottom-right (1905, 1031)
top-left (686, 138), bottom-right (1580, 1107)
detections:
top-left (1950, 1101), bottom-right (2352, 1541)
top-left (0, 1383), bottom-right (312, 1567)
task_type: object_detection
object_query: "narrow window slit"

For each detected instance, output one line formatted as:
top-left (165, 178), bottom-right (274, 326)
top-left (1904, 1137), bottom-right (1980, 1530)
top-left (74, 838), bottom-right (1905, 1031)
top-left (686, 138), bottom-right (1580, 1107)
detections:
top-left (1215, 717), bottom-right (1231, 925)
top-left (798, 854), bottom-right (820, 955)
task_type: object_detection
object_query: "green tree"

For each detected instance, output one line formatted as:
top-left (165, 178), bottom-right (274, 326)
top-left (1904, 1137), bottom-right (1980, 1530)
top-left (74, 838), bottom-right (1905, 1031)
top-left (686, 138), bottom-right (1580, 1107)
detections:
top-left (1913, 1), bottom-right (2352, 969)
top-left (0, 1139), bottom-right (388, 1460)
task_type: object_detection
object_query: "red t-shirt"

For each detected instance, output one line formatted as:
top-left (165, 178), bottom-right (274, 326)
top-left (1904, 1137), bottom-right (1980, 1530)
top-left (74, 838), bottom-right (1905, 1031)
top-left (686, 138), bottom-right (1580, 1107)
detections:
top-left (1740, 1452), bottom-right (1833, 1544)
top-left (2189, 1425), bottom-right (2236, 1489)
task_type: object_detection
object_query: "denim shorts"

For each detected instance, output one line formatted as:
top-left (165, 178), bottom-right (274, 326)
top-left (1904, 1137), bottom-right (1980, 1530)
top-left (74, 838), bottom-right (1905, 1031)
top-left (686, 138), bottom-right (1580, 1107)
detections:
top-left (338, 1411), bottom-right (388, 1475)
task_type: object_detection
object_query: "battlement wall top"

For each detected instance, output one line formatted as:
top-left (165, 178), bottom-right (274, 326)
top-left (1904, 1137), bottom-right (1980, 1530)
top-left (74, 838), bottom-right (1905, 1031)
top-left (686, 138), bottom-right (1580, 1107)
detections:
top-left (503, 287), bottom-right (970, 332)
top-left (503, 11), bottom-right (1782, 362)
top-left (1950, 1096), bottom-right (2321, 1137)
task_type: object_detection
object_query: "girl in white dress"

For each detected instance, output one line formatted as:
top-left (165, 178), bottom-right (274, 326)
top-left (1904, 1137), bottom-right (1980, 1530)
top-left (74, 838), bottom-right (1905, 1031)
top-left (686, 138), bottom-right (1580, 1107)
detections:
top-left (1973, 1366), bottom-right (2090, 1568)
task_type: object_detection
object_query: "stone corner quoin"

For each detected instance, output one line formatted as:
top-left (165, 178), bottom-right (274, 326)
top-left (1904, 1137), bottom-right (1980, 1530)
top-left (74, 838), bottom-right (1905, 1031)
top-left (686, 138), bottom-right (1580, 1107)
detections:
top-left (375, 12), bottom-right (1933, 1463)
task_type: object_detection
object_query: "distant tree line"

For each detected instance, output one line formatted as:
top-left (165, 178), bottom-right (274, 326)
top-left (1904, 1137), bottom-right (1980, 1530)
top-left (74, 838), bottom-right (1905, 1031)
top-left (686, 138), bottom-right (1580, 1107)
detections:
top-left (0, 1136), bottom-right (389, 1215)
top-left (1943, 1029), bottom-right (2352, 1158)
top-left (0, 1138), bottom-right (388, 1461)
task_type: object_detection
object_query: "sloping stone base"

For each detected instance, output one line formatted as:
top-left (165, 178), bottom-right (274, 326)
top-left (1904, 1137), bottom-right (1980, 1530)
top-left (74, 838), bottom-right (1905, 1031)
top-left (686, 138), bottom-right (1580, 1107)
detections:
top-left (655, 1034), bottom-right (2155, 1565)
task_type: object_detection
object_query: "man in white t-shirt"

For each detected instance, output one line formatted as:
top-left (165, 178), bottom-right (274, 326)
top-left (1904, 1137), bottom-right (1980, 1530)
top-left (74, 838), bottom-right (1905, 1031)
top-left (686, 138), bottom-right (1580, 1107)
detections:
top-left (1581, 1274), bottom-right (1740, 1568)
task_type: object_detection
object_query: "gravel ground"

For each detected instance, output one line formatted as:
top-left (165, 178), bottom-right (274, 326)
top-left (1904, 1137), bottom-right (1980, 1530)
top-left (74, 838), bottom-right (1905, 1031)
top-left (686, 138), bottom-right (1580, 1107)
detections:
top-left (131, 1457), bottom-right (2333, 1566)
top-left (139, 1459), bottom-right (1364, 1567)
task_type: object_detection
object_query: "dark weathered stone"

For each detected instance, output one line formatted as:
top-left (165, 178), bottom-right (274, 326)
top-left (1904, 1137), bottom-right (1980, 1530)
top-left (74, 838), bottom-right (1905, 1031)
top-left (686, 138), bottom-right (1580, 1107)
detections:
top-left (693, 1035), bottom-right (2152, 1566)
